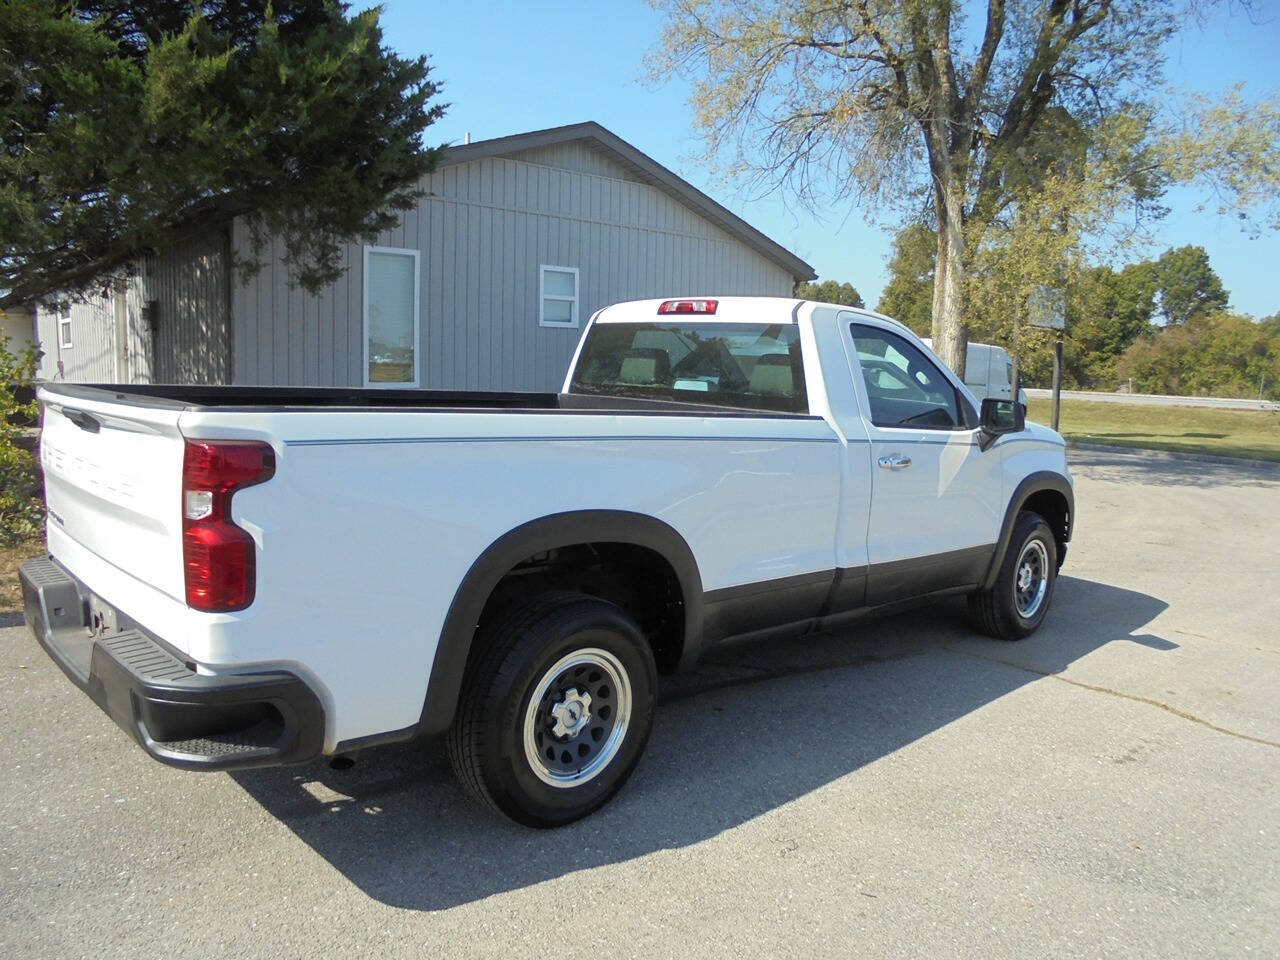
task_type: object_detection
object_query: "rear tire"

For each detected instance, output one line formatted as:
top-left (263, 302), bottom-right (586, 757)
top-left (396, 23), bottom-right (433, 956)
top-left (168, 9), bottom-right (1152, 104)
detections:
top-left (447, 592), bottom-right (656, 827)
top-left (968, 511), bottom-right (1058, 641)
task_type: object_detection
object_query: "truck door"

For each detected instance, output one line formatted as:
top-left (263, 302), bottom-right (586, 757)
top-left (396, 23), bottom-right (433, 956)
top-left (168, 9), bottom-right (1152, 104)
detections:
top-left (841, 320), bottom-right (1006, 605)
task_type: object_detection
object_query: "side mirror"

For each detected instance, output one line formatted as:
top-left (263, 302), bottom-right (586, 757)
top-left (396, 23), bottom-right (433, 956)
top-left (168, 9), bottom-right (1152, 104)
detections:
top-left (977, 397), bottom-right (1025, 451)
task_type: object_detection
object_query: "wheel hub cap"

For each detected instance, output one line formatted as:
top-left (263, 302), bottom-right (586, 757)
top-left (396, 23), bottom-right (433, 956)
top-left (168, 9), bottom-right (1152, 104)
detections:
top-left (1013, 538), bottom-right (1050, 619)
top-left (550, 687), bottom-right (592, 739)
top-left (522, 648), bottom-right (634, 789)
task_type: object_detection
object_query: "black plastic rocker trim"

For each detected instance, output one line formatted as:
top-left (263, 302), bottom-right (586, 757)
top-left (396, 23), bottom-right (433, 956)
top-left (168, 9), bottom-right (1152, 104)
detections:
top-left (697, 544), bottom-right (995, 643)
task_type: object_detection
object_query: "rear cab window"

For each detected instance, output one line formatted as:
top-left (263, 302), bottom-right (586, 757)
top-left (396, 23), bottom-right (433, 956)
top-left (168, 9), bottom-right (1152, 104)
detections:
top-left (569, 322), bottom-right (808, 413)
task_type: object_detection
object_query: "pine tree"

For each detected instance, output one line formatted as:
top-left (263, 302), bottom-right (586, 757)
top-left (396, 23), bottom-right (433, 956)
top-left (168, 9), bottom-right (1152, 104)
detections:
top-left (0, 1), bottom-right (446, 307)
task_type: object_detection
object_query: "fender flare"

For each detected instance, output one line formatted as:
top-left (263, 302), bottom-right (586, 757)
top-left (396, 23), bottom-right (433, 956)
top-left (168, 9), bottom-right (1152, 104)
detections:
top-left (981, 471), bottom-right (1075, 591)
top-left (416, 510), bottom-right (704, 736)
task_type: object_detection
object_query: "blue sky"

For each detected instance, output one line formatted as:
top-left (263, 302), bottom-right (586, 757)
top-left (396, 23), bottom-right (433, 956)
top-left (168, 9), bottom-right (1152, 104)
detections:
top-left (374, 1), bottom-right (1279, 318)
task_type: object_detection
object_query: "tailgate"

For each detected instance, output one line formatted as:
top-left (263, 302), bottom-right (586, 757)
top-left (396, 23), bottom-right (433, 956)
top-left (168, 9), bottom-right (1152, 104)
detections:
top-left (39, 388), bottom-right (187, 602)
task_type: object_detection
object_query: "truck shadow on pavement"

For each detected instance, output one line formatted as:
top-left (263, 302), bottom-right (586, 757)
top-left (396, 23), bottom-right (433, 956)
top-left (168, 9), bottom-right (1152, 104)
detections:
top-left (231, 575), bottom-right (1169, 911)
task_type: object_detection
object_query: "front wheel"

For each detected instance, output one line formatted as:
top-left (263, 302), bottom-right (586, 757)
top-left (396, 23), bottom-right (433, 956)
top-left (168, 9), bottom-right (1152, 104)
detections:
top-left (447, 592), bottom-right (656, 827)
top-left (968, 511), bottom-right (1058, 641)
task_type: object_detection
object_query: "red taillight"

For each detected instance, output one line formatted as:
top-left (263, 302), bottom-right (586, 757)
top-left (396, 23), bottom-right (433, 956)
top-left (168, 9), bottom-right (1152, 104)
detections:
top-left (658, 299), bottom-right (718, 315)
top-left (182, 440), bottom-right (275, 612)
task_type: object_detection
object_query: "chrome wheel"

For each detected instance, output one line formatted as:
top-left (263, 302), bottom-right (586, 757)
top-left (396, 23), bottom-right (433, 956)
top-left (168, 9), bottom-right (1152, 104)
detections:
top-left (523, 648), bottom-right (632, 788)
top-left (1013, 538), bottom-right (1049, 619)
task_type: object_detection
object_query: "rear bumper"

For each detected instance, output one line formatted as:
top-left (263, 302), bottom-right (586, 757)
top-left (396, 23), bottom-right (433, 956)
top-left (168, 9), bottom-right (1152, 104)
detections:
top-left (19, 556), bottom-right (323, 771)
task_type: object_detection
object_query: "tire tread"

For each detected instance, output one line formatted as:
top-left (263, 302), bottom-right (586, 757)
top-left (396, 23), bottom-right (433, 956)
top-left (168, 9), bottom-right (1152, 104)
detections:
top-left (447, 592), bottom-right (589, 816)
top-left (968, 511), bottom-right (1057, 641)
top-left (446, 591), bottom-right (649, 824)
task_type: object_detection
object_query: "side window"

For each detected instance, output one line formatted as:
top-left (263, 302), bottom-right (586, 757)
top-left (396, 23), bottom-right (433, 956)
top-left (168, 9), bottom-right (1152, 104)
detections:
top-left (364, 246), bottom-right (420, 386)
top-left (540, 265), bottom-right (579, 328)
top-left (850, 323), bottom-right (961, 429)
top-left (57, 305), bottom-right (73, 350)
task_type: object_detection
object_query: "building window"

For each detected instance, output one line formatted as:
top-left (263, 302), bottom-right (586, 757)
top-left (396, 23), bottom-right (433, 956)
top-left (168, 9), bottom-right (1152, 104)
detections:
top-left (363, 246), bottom-right (420, 387)
top-left (539, 265), bottom-right (579, 328)
top-left (57, 305), bottom-right (73, 350)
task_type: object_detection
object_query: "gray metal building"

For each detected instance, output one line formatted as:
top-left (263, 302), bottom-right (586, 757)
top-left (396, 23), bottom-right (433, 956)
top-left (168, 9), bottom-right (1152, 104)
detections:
top-left (33, 231), bottom-right (229, 385)
top-left (33, 122), bottom-right (814, 391)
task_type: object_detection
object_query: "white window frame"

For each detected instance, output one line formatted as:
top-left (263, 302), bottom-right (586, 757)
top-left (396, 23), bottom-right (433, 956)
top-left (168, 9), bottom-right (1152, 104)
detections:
top-left (56, 306), bottom-right (73, 350)
top-left (362, 245), bottom-right (421, 388)
top-left (539, 264), bottom-right (580, 329)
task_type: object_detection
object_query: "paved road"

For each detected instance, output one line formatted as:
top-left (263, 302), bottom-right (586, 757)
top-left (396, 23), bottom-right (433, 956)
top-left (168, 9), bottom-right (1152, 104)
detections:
top-left (1025, 387), bottom-right (1280, 411)
top-left (3, 451), bottom-right (1278, 959)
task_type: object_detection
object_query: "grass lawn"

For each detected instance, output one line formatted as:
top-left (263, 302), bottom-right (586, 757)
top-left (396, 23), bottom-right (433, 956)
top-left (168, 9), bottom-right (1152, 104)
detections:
top-left (0, 539), bottom-right (44, 614)
top-left (1027, 397), bottom-right (1280, 462)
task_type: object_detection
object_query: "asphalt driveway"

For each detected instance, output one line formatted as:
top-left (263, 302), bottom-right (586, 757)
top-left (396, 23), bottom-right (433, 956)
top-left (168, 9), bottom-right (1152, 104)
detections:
top-left (2, 450), bottom-right (1277, 958)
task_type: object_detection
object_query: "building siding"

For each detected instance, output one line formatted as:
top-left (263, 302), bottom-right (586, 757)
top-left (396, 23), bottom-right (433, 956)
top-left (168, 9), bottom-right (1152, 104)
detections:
top-left (30, 230), bottom-right (229, 385)
top-left (145, 229), bottom-right (232, 384)
top-left (34, 280), bottom-right (130, 383)
top-left (231, 153), bottom-right (795, 391)
top-left (503, 141), bottom-right (642, 182)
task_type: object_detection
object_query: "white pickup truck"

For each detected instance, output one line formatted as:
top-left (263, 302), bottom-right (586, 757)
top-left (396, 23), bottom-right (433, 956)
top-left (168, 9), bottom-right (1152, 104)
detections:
top-left (20, 297), bottom-right (1073, 826)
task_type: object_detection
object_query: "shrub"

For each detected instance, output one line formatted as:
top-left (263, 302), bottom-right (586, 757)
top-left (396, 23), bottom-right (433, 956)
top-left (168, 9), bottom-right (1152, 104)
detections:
top-left (0, 336), bottom-right (44, 545)
top-left (1114, 313), bottom-right (1280, 400)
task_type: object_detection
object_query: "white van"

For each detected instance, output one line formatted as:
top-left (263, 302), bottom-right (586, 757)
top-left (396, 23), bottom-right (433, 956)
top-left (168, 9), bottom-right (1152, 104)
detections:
top-left (923, 339), bottom-right (1028, 406)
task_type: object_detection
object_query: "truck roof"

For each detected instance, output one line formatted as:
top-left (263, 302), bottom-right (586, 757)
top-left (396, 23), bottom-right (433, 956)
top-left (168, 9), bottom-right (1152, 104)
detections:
top-left (592, 297), bottom-right (802, 324)
top-left (593, 297), bottom-right (914, 335)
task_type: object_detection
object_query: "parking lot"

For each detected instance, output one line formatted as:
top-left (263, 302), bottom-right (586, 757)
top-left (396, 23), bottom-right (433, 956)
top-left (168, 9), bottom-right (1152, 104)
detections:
top-left (2, 449), bottom-right (1277, 959)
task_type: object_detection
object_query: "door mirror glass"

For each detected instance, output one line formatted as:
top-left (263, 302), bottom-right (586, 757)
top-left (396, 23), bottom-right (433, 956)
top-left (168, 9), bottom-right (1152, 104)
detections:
top-left (978, 398), bottom-right (1025, 449)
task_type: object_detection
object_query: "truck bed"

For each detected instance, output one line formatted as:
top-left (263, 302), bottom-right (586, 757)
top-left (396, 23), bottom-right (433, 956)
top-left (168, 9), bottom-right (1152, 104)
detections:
top-left (35, 371), bottom-right (844, 752)
top-left (43, 383), bottom-right (811, 418)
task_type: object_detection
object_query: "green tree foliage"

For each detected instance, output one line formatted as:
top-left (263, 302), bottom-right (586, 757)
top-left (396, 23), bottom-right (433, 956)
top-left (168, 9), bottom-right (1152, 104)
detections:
top-left (648, 1), bottom-right (1280, 379)
top-left (794, 279), bottom-right (864, 307)
top-left (884, 211), bottom-right (1248, 395)
top-left (0, 1), bottom-right (446, 308)
top-left (876, 223), bottom-right (936, 336)
top-left (1151, 245), bottom-right (1229, 325)
top-left (1115, 312), bottom-right (1280, 401)
top-left (0, 337), bottom-right (43, 545)
top-left (1062, 262), bottom-right (1157, 386)
top-left (880, 218), bottom-right (1157, 386)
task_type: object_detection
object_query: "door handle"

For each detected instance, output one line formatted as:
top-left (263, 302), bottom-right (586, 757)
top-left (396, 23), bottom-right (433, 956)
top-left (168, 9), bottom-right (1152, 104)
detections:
top-left (877, 453), bottom-right (912, 471)
top-left (64, 408), bottom-right (101, 434)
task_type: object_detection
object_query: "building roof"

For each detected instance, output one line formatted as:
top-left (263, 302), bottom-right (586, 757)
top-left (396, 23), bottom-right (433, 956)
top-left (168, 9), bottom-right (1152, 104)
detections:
top-left (440, 122), bottom-right (817, 282)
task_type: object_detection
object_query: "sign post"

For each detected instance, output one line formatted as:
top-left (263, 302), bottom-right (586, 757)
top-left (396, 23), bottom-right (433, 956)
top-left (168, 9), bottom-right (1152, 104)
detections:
top-left (1051, 339), bottom-right (1063, 430)
top-left (1028, 286), bottom-right (1066, 430)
